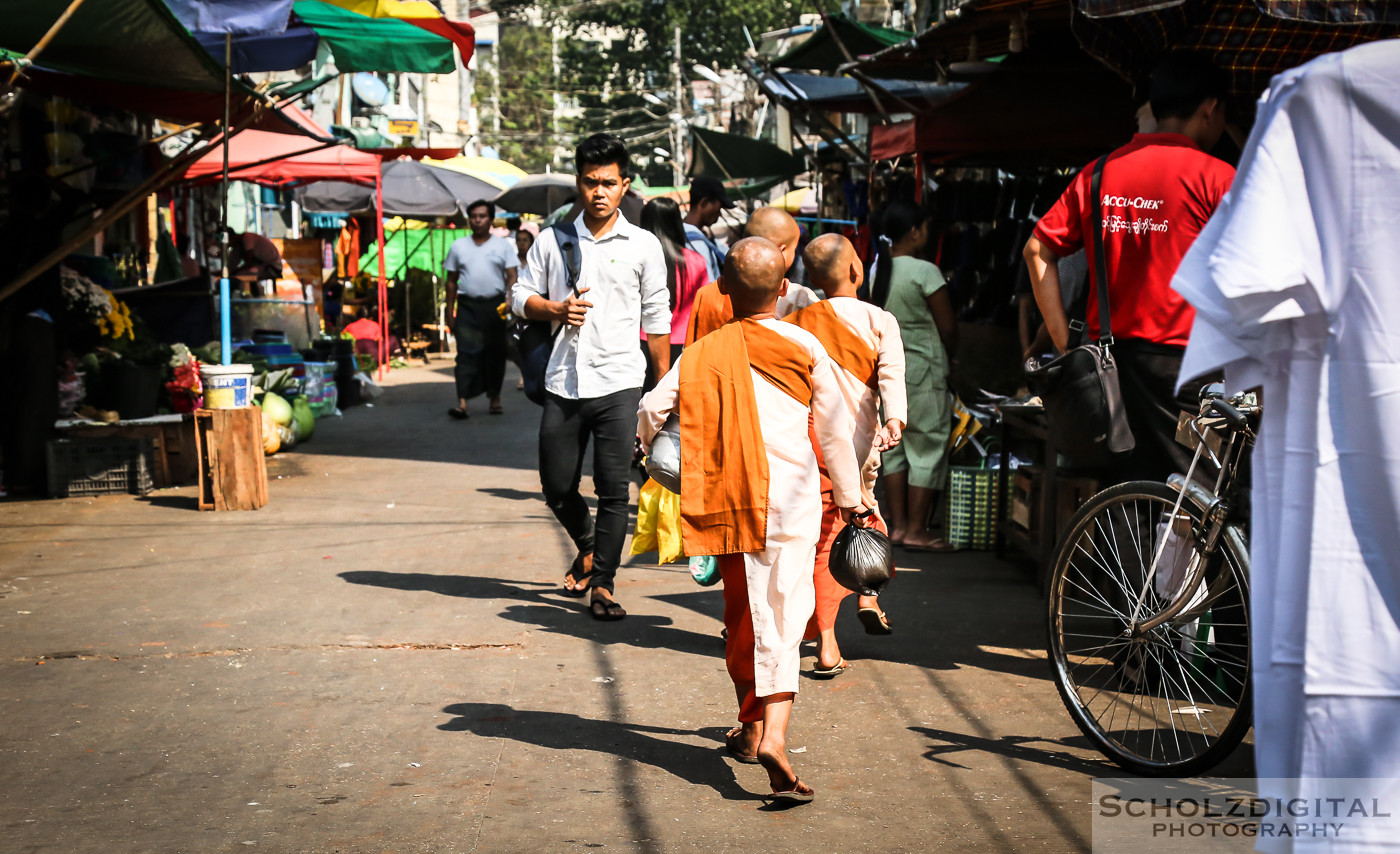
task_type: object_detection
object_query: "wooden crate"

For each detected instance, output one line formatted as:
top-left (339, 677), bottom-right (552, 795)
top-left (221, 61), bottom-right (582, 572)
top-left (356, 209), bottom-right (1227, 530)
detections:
top-left (59, 417), bottom-right (198, 488)
top-left (193, 408), bottom-right (269, 511)
top-left (1010, 467), bottom-right (1041, 533)
top-left (1055, 476), bottom-right (1100, 536)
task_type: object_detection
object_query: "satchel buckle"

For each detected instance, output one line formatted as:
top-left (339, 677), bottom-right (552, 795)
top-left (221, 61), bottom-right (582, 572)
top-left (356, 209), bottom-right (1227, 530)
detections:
top-left (1098, 334), bottom-right (1115, 348)
top-left (1068, 320), bottom-right (1085, 333)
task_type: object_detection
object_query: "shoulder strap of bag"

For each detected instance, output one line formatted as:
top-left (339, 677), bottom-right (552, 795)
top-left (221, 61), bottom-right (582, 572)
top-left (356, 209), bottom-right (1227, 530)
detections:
top-left (542, 223), bottom-right (583, 343)
top-left (1087, 154), bottom-right (1113, 348)
top-left (553, 222), bottom-right (582, 296)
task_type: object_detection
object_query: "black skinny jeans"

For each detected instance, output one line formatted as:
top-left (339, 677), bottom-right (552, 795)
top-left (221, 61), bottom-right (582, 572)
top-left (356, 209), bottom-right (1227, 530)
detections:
top-left (538, 387), bottom-right (641, 593)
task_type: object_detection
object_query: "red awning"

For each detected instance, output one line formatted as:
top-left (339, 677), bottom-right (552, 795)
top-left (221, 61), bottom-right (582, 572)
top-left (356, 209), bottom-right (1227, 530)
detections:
top-left (360, 146), bottom-right (463, 160)
top-left (869, 53), bottom-right (1135, 165)
top-left (183, 117), bottom-right (382, 187)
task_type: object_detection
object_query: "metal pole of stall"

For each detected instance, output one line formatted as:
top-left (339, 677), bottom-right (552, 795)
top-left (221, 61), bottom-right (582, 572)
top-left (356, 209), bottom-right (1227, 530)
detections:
top-left (219, 32), bottom-right (233, 365)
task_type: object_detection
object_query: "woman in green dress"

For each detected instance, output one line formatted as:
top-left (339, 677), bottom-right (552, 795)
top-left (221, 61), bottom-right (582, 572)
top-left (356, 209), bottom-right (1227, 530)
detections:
top-left (873, 201), bottom-right (960, 551)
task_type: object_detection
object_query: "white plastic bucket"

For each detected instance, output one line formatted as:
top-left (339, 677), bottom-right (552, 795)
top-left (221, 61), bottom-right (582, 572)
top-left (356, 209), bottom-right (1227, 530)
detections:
top-left (200, 363), bottom-right (254, 409)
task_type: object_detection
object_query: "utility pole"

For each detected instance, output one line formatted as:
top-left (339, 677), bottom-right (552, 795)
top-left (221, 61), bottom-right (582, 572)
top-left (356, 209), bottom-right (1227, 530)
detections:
top-left (671, 25), bottom-right (684, 187)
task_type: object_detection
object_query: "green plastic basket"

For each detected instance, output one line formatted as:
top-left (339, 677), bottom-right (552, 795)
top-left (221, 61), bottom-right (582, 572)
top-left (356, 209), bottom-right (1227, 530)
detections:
top-left (947, 464), bottom-right (1000, 550)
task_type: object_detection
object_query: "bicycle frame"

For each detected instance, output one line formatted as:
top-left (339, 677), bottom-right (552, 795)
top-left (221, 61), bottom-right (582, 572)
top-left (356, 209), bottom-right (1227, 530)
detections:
top-left (1128, 395), bottom-right (1256, 635)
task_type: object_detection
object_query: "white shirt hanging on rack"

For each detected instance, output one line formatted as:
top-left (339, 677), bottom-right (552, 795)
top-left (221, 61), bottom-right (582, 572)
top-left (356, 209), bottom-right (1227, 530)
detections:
top-left (1173, 40), bottom-right (1400, 854)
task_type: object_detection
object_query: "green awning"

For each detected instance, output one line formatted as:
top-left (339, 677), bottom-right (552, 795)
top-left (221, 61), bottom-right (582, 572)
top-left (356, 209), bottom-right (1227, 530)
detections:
top-left (689, 126), bottom-right (806, 183)
top-left (292, 1), bottom-right (458, 73)
top-left (360, 227), bottom-right (467, 278)
top-left (0, 0), bottom-right (235, 92)
top-left (770, 13), bottom-right (912, 72)
top-left (333, 124), bottom-right (386, 148)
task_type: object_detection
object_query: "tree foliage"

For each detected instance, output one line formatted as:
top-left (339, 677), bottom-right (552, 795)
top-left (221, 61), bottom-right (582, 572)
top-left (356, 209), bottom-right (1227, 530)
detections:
top-left (484, 0), bottom-right (827, 177)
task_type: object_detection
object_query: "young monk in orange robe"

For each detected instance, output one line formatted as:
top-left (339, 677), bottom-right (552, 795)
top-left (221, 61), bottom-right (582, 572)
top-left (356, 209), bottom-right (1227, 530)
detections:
top-left (638, 237), bottom-right (867, 804)
top-left (784, 234), bottom-right (908, 677)
top-left (683, 207), bottom-right (818, 345)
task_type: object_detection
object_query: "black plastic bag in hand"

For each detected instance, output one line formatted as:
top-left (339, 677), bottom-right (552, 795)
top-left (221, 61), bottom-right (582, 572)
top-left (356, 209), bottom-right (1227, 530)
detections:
top-left (829, 519), bottom-right (894, 596)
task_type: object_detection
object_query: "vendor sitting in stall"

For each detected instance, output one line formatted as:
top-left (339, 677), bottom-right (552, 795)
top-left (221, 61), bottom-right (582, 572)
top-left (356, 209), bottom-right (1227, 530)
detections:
top-left (343, 307), bottom-right (402, 363)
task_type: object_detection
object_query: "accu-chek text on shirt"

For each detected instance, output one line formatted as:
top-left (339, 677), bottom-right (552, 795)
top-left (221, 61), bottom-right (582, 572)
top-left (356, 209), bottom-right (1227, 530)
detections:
top-left (510, 211), bottom-right (670, 400)
top-left (1034, 133), bottom-right (1235, 347)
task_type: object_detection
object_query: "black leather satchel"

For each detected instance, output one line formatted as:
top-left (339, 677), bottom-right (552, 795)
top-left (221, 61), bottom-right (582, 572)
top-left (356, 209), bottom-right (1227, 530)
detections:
top-left (1026, 156), bottom-right (1135, 464)
top-left (512, 223), bottom-right (581, 406)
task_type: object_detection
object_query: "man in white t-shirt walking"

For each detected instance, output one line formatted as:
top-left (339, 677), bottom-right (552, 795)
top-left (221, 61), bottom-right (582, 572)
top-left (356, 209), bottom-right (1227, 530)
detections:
top-left (444, 199), bottom-right (518, 419)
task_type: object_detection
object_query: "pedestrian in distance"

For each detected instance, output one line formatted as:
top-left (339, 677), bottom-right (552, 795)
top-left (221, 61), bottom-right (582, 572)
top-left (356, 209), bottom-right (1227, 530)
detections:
top-left (1023, 53), bottom-right (1235, 483)
top-left (511, 133), bottom-right (671, 621)
top-left (786, 233), bottom-right (908, 673)
top-left (638, 236), bottom-right (867, 804)
top-left (871, 201), bottom-right (959, 552)
top-left (444, 199), bottom-right (518, 419)
top-left (639, 197), bottom-right (708, 365)
top-left (682, 175), bottom-right (733, 283)
top-left (514, 228), bottom-right (535, 269)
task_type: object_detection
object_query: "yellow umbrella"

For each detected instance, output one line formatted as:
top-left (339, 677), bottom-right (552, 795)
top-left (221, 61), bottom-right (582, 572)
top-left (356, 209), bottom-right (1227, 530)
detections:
top-left (773, 186), bottom-right (816, 214)
top-left (423, 156), bottom-right (529, 190)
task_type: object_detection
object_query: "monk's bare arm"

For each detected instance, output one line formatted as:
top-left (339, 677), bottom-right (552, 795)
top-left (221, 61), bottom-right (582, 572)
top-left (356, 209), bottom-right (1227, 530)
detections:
top-left (810, 354), bottom-right (865, 513)
top-left (637, 356), bottom-right (681, 447)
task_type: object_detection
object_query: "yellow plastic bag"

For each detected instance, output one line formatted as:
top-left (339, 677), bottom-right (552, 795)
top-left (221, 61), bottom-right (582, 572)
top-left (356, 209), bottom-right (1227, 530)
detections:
top-left (631, 478), bottom-right (686, 564)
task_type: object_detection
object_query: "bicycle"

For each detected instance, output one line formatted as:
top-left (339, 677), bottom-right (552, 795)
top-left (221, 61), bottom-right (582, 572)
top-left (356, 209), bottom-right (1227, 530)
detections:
top-left (1046, 384), bottom-right (1259, 776)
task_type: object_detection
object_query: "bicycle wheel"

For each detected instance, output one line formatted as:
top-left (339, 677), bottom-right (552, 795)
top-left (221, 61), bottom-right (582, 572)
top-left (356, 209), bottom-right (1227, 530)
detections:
top-left (1046, 480), bottom-right (1251, 776)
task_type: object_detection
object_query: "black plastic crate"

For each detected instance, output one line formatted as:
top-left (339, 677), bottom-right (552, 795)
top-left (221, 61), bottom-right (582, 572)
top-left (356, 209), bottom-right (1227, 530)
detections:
top-left (46, 437), bottom-right (155, 498)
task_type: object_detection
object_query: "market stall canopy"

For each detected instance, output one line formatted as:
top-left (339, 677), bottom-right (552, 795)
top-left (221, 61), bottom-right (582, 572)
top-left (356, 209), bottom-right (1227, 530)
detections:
top-left (297, 158), bottom-right (501, 217)
top-left (850, 0), bottom-right (1069, 79)
top-left (868, 47), bottom-right (1136, 164)
top-left (0, 0), bottom-right (242, 92)
top-left (689, 126), bottom-right (806, 182)
top-left (166, 0), bottom-right (475, 73)
top-left (758, 69), bottom-right (964, 115)
top-left (290, 0), bottom-right (473, 72)
top-left (1071, 0), bottom-right (1400, 112)
top-left (183, 118), bottom-right (381, 186)
top-left (492, 173), bottom-right (577, 217)
top-left (12, 64), bottom-right (328, 137)
top-left (770, 12), bottom-right (912, 71)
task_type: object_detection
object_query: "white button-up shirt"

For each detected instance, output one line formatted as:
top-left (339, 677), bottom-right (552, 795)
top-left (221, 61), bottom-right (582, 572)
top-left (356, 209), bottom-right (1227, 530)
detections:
top-left (511, 211), bottom-right (670, 400)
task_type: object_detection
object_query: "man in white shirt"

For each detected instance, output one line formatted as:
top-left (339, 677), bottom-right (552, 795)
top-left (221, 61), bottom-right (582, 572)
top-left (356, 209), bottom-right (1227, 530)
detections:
top-left (511, 134), bottom-right (671, 621)
top-left (683, 176), bottom-right (732, 283)
top-left (444, 200), bottom-right (518, 419)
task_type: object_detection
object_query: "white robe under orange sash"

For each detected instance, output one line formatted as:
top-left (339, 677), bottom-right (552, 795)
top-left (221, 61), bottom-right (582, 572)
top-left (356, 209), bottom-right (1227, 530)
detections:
top-left (638, 317), bottom-right (861, 699)
top-left (786, 297), bottom-right (907, 511)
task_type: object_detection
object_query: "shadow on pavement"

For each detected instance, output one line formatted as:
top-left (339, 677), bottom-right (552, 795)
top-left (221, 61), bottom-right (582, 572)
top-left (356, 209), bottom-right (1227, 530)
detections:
top-left (476, 487), bottom-right (544, 502)
top-left (438, 703), bottom-right (762, 802)
top-left (339, 570), bottom-right (724, 660)
top-left (910, 725), bottom-right (1112, 776)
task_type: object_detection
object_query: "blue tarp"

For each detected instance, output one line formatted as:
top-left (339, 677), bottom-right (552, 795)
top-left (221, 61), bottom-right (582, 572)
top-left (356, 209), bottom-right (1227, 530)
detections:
top-left (164, 0), bottom-right (293, 34)
top-left (192, 19), bottom-right (320, 71)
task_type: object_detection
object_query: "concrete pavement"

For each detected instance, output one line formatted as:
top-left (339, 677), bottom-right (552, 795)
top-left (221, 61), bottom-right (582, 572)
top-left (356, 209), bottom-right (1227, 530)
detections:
top-left (0, 359), bottom-right (1245, 853)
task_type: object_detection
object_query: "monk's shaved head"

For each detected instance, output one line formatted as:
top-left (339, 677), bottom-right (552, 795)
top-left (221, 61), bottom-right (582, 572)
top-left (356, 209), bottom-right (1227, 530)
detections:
top-left (802, 233), bottom-right (861, 297)
top-left (745, 206), bottom-right (801, 269)
top-left (719, 237), bottom-right (788, 316)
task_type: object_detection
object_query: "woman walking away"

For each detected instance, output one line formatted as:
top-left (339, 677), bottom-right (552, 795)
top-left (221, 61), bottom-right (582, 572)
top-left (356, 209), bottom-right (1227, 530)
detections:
top-left (872, 200), bottom-right (959, 552)
top-left (640, 198), bottom-right (708, 364)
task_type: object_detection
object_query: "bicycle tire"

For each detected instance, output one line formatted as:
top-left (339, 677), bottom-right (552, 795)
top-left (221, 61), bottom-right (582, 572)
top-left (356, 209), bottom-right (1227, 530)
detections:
top-left (1046, 480), bottom-right (1251, 776)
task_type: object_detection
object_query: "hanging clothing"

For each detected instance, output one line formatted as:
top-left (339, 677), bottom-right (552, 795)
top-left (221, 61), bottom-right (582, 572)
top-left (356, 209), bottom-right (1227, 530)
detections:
top-left (1172, 42), bottom-right (1400, 854)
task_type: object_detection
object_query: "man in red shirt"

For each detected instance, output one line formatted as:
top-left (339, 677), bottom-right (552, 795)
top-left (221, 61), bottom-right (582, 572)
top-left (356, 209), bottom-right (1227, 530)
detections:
top-left (1023, 54), bottom-right (1235, 481)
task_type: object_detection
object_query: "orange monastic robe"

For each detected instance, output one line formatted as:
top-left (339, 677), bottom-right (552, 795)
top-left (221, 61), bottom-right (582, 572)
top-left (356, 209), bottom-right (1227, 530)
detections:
top-left (639, 317), bottom-right (861, 720)
top-left (684, 281), bottom-right (824, 345)
top-left (786, 297), bottom-right (907, 635)
top-left (683, 281), bottom-right (732, 346)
